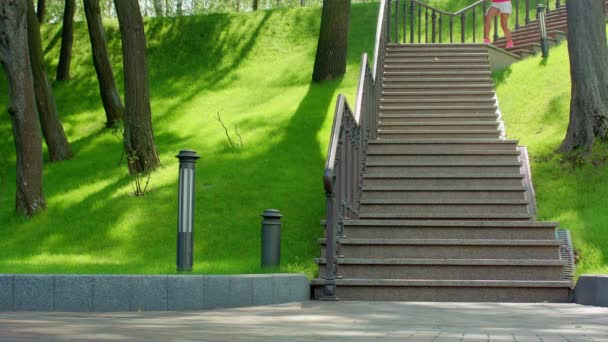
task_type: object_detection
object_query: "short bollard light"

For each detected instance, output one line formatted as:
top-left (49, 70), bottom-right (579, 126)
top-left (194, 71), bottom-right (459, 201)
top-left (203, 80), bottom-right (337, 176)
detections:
top-left (176, 150), bottom-right (200, 272)
top-left (261, 209), bottom-right (282, 268)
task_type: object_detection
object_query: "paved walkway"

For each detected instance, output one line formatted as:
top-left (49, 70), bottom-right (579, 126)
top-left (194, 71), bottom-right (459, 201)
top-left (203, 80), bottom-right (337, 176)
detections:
top-left (1, 302), bottom-right (607, 341)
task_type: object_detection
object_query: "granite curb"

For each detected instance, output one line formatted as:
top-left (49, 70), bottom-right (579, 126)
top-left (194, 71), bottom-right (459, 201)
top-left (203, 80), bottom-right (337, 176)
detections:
top-left (0, 274), bottom-right (309, 312)
top-left (574, 274), bottom-right (608, 307)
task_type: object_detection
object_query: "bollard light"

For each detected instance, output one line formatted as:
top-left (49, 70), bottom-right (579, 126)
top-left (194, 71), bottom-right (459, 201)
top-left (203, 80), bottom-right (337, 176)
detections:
top-left (176, 150), bottom-right (200, 272)
top-left (261, 209), bottom-right (282, 268)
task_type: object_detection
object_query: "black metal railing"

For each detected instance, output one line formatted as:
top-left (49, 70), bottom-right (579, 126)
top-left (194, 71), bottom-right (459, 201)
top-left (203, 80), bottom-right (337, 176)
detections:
top-left (321, 0), bottom-right (388, 300)
top-left (387, 0), bottom-right (568, 44)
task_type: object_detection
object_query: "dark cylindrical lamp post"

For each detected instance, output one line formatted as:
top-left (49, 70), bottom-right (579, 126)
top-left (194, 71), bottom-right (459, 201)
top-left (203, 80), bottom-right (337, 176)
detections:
top-left (261, 209), bottom-right (282, 268)
top-left (176, 150), bottom-right (200, 272)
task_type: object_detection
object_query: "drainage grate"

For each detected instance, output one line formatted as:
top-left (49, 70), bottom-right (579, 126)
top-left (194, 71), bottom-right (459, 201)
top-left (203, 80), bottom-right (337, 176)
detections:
top-left (555, 228), bottom-right (575, 284)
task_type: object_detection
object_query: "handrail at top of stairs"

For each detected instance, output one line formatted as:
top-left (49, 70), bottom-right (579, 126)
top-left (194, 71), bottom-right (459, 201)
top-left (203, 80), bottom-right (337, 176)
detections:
top-left (320, 0), bottom-right (388, 301)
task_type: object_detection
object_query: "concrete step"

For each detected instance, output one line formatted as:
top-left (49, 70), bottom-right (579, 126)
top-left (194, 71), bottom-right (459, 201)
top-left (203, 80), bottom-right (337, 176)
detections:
top-left (316, 258), bottom-right (566, 281)
top-left (340, 219), bottom-right (558, 240)
top-left (311, 279), bottom-right (571, 302)
top-left (367, 139), bottom-right (517, 152)
top-left (320, 238), bottom-right (561, 260)
top-left (382, 83), bottom-right (494, 90)
top-left (380, 98), bottom-right (496, 106)
top-left (363, 173), bottom-right (524, 186)
top-left (358, 212), bottom-right (534, 220)
top-left (359, 199), bottom-right (530, 216)
top-left (378, 122), bottom-right (499, 131)
top-left (364, 164), bottom-right (522, 174)
top-left (382, 90), bottom-right (496, 98)
top-left (377, 130), bottom-right (501, 139)
top-left (384, 64), bottom-right (491, 70)
top-left (384, 70), bottom-right (492, 78)
top-left (361, 185), bottom-right (526, 200)
top-left (495, 30), bottom-right (567, 45)
top-left (366, 150), bottom-right (521, 164)
top-left (385, 52), bottom-right (489, 59)
top-left (510, 49), bottom-right (536, 59)
top-left (380, 104), bottom-right (496, 113)
top-left (496, 36), bottom-right (559, 49)
top-left (378, 113), bottom-right (498, 123)
top-left (384, 58), bottom-right (489, 65)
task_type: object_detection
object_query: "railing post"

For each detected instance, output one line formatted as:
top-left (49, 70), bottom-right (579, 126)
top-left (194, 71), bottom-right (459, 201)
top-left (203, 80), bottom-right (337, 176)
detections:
top-left (537, 4), bottom-right (549, 58)
top-left (431, 10), bottom-right (436, 43)
top-left (556, 0), bottom-right (561, 8)
top-left (460, 12), bottom-right (465, 43)
top-left (472, 8), bottom-right (476, 42)
top-left (438, 13), bottom-right (442, 43)
top-left (449, 16), bottom-right (454, 43)
top-left (394, 0), bottom-right (399, 43)
top-left (387, 0), bottom-right (392, 43)
top-left (493, 15), bottom-right (499, 41)
top-left (425, 7), bottom-right (429, 43)
top-left (418, 4), bottom-right (421, 43)
top-left (321, 190), bottom-right (338, 301)
top-left (515, 0), bottom-right (520, 29)
top-left (525, 0), bottom-right (530, 24)
top-left (403, 0), bottom-right (407, 44)
top-left (546, 0), bottom-right (550, 13)
top-left (410, 0), bottom-right (415, 43)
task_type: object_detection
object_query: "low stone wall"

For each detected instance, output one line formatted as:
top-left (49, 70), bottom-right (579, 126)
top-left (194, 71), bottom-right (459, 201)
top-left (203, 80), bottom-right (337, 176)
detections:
top-left (575, 275), bottom-right (608, 307)
top-left (0, 274), bottom-right (310, 312)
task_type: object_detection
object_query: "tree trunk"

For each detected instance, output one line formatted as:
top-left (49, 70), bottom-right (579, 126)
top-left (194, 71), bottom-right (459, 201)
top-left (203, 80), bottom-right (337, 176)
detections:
top-left (114, 0), bottom-right (161, 174)
top-left (176, 0), bottom-right (183, 15)
top-left (56, 0), bottom-right (75, 81)
top-left (152, 0), bottom-right (163, 16)
top-left (559, 0), bottom-right (608, 153)
top-left (83, 0), bottom-right (124, 128)
top-left (36, 0), bottom-right (45, 23)
top-left (0, 1), bottom-right (47, 216)
top-left (312, 0), bottom-right (351, 82)
top-left (26, 0), bottom-right (73, 162)
top-left (253, 0), bottom-right (258, 10)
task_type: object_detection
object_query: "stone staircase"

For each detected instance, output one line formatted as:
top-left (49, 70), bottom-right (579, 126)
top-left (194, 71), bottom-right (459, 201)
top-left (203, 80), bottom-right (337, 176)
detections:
top-left (493, 1), bottom-right (608, 58)
top-left (312, 44), bottom-right (572, 302)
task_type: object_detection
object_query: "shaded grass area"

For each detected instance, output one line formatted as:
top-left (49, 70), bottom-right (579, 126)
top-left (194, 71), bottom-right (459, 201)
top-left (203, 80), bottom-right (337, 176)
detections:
top-left (494, 30), bottom-right (608, 276)
top-left (0, 4), bottom-right (379, 276)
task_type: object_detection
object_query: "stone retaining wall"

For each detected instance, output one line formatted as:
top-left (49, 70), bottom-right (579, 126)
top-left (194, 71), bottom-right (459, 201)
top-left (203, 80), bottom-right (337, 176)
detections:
top-left (0, 274), bottom-right (309, 312)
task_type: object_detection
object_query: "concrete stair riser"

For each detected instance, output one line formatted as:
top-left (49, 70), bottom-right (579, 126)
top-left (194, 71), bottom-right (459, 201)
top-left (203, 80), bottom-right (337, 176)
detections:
top-left (384, 64), bottom-right (492, 71)
top-left (377, 131), bottom-right (501, 139)
top-left (317, 264), bottom-right (565, 281)
top-left (358, 202), bottom-right (530, 215)
top-left (380, 99), bottom-right (497, 106)
top-left (361, 188), bottom-right (527, 200)
top-left (363, 177), bottom-right (525, 187)
top-left (382, 91), bottom-right (497, 99)
top-left (364, 165), bottom-right (523, 174)
top-left (378, 114), bottom-right (499, 122)
top-left (321, 244), bottom-right (560, 260)
top-left (314, 286), bottom-right (570, 302)
top-left (380, 106), bottom-right (496, 113)
top-left (342, 226), bottom-right (556, 240)
top-left (377, 122), bottom-right (500, 131)
top-left (366, 154), bottom-right (522, 164)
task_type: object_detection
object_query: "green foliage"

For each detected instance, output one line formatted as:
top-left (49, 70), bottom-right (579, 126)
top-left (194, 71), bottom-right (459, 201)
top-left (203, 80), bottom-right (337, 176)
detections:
top-left (495, 33), bottom-right (608, 276)
top-left (0, 3), bottom-right (378, 276)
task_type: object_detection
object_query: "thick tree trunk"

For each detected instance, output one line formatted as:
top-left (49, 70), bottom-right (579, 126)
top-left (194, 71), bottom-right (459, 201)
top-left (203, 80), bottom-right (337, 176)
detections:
top-left (312, 0), bottom-right (351, 82)
top-left (83, 0), bottom-right (124, 127)
top-left (0, 1), bottom-right (47, 216)
top-left (253, 0), bottom-right (258, 11)
top-left (56, 0), bottom-right (75, 81)
top-left (152, 0), bottom-right (163, 16)
top-left (26, 0), bottom-right (73, 162)
top-left (559, 0), bottom-right (608, 153)
top-left (36, 0), bottom-right (45, 23)
top-left (176, 0), bottom-right (183, 15)
top-left (114, 0), bottom-right (161, 174)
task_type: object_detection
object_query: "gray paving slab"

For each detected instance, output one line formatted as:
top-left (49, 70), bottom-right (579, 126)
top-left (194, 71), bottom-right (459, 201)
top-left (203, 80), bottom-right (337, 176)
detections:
top-left (1, 302), bottom-right (608, 341)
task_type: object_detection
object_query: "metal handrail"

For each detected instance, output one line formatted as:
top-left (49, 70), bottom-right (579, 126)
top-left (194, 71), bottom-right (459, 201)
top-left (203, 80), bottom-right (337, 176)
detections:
top-left (321, 0), bottom-right (387, 300)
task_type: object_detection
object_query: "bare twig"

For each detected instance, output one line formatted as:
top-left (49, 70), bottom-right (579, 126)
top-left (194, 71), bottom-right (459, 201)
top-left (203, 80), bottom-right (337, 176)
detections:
top-left (216, 111), bottom-right (235, 149)
top-left (234, 124), bottom-right (244, 148)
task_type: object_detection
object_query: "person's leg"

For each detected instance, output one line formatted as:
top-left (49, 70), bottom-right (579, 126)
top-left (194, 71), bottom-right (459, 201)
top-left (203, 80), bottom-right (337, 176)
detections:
top-left (484, 6), bottom-right (500, 42)
top-left (500, 13), bottom-right (513, 45)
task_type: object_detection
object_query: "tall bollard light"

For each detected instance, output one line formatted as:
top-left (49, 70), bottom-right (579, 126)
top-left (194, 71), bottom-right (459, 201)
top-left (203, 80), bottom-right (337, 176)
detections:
top-left (261, 209), bottom-right (282, 268)
top-left (537, 4), bottom-right (549, 58)
top-left (176, 150), bottom-right (200, 272)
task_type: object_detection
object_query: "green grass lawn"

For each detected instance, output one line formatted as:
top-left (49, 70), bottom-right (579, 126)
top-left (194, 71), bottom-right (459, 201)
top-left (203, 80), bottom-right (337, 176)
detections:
top-left (0, 4), bottom-right (378, 277)
top-left (495, 28), bottom-right (608, 276)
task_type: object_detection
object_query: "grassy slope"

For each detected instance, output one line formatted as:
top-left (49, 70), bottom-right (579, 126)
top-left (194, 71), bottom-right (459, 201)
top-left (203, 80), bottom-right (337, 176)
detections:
top-left (495, 29), bottom-right (608, 275)
top-left (0, 4), bottom-right (378, 276)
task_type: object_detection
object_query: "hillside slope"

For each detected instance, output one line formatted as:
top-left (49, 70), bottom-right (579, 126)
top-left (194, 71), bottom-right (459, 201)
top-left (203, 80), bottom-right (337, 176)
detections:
top-left (495, 32), bottom-right (608, 276)
top-left (0, 4), bottom-right (378, 276)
